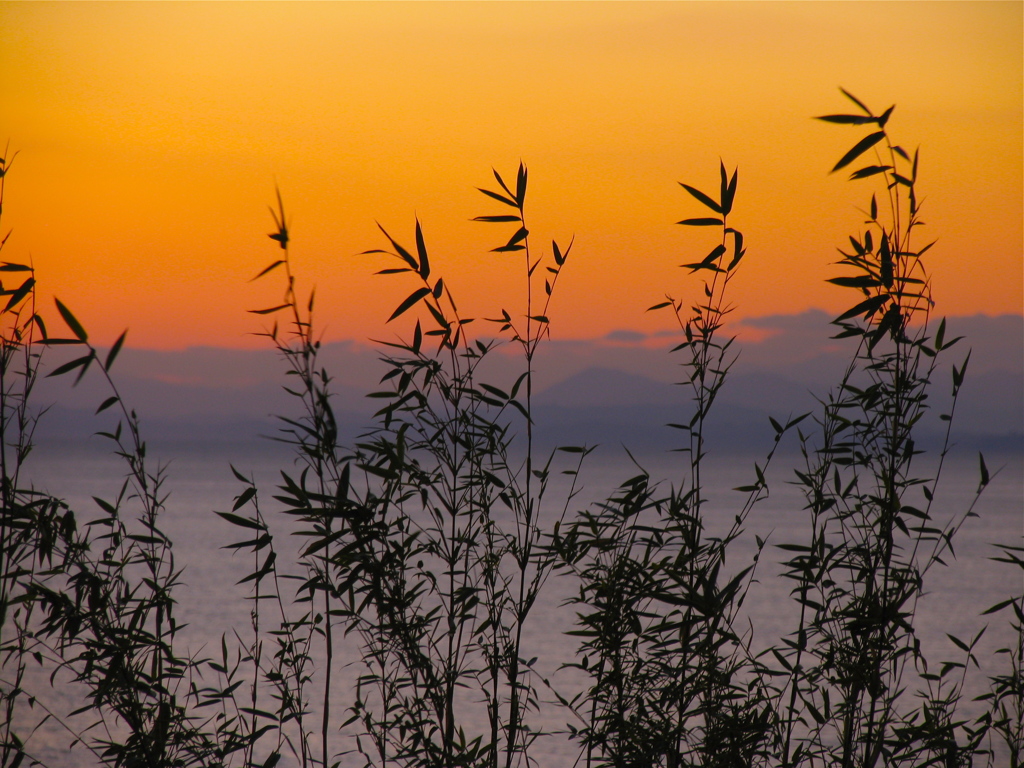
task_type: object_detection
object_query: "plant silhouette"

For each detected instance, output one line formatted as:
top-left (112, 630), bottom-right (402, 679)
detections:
top-left (0, 92), bottom-right (1018, 768)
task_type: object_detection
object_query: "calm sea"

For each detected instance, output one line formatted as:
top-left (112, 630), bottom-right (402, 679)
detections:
top-left (11, 441), bottom-right (1023, 767)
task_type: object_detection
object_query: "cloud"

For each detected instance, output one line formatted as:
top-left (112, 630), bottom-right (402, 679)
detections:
top-left (34, 311), bottom-right (1022, 453)
top-left (603, 329), bottom-right (648, 344)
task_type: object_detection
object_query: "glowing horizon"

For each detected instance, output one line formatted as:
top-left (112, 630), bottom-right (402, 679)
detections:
top-left (1, 1), bottom-right (1020, 350)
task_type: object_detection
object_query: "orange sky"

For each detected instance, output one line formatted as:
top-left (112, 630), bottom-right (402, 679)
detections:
top-left (1, 1), bottom-right (1020, 350)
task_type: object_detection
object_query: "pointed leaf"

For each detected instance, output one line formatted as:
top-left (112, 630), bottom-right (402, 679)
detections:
top-left (832, 131), bottom-right (885, 173)
top-left (679, 183), bottom-right (722, 213)
top-left (719, 162), bottom-right (731, 215)
top-left (839, 88), bottom-right (873, 115)
top-left (248, 304), bottom-right (290, 315)
top-left (473, 215), bottom-right (521, 223)
top-left (5, 277), bottom-right (35, 311)
top-left (105, 331), bottom-right (127, 371)
top-left (95, 396), bottom-right (119, 415)
top-left (47, 352), bottom-right (94, 379)
top-left (376, 223), bottom-right (418, 270)
top-left (412, 320), bottom-right (422, 353)
top-left (677, 217), bottom-right (723, 227)
top-left (828, 275), bottom-right (880, 288)
top-left (725, 168), bottom-right (738, 214)
top-left (816, 114), bottom-right (876, 125)
top-left (849, 165), bottom-right (891, 180)
top-left (389, 287), bottom-right (431, 323)
top-left (216, 510), bottom-right (265, 530)
top-left (702, 244), bottom-right (727, 265)
top-left (493, 227), bottom-right (528, 253)
top-left (231, 487), bottom-right (258, 512)
top-left (55, 298), bottom-right (88, 342)
top-left (835, 294), bottom-right (889, 322)
top-left (477, 187), bottom-right (518, 208)
top-left (251, 260), bottom-right (285, 281)
top-left (880, 235), bottom-right (893, 288)
top-left (493, 167), bottom-right (514, 198)
top-left (727, 229), bottom-right (744, 270)
top-left (415, 219), bottom-right (429, 280)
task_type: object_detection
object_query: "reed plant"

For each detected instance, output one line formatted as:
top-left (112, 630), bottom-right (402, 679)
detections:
top-left (552, 161), bottom-right (795, 766)
top-left (223, 164), bottom-right (585, 767)
top-left (0, 90), bottom-right (1018, 768)
top-left (0, 147), bottom-right (252, 767)
top-left (766, 91), bottom-right (989, 768)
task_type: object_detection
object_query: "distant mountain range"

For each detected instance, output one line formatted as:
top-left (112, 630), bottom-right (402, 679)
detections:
top-left (36, 311), bottom-right (1023, 457)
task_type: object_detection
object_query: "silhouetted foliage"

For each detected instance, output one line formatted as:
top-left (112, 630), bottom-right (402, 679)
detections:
top-left (0, 93), bottom-right (1019, 768)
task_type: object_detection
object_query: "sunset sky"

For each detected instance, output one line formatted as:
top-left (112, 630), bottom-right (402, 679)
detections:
top-left (2, 1), bottom-right (1020, 350)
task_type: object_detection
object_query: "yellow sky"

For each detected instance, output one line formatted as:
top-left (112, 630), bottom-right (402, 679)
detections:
top-left (1, 1), bottom-right (1020, 349)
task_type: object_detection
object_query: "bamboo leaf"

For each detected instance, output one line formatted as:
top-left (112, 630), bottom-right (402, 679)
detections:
top-left (47, 352), bottom-right (94, 379)
top-left (827, 275), bottom-right (880, 289)
top-left (880, 235), bottom-right (893, 288)
top-left (849, 165), bottom-right (891, 180)
top-left (95, 396), bottom-right (119, 415)
top-left (5, 277), bottom-right (35, 311)
top-left (376, 223), bottom-right (418, 270)
top-left (105, 330), bottom-right (127, 371)
top-left (835, 294), bottom-right (889, 322)
top-left (677, 217), bottom-right (723, 227)
top-left (816, 114), bottom-right (876, 125)
top-left (389, 287), bottom-right (431, 323)
top-left (415, 219), bottom-right (429, 280)
top-left (719, 161), bottom-right (731, 215)
top-left (493, 167), bottom-right (514, 198)
top-left (248, 304), bottom-right (290, 315)
top-left (839, 87), bottom-right (873, 115)
top-left (832, 131), bottom-right (885, 173)
top-left (727, 229), bottom-right (744, 270)
top-left (493, 227), bottom-right (528, 253)
top-left (473, 215), bottom-right (521, 223)
top-left (55, 299), bottom-right (87, 344)
top-left (267, 188), bottom-right (288, 249)
top-left (251, 260), bottom-right (285, 281)
top-left (217, 514), bottom-right (264, 532)
top-left (702, 244), bottom-right (727, 265)
top-left (679, 183), bottom-right (722, 213)
top-left (477, 187), bottom-right (518, 208)
top-left (946, 633), bottom-right (970, 653)
top-left (231, 487), bottom-right (258, 512)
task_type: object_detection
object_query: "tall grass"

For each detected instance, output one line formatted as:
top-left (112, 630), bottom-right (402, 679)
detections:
top-left (0, 92), bottom-right (1019, 768)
